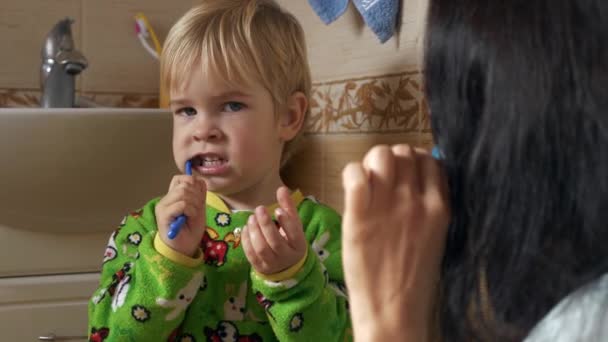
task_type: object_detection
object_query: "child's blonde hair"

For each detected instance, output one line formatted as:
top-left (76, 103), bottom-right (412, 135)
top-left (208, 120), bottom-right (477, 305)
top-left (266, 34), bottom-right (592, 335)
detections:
top-left (161, 0), bottom-right (311, 165)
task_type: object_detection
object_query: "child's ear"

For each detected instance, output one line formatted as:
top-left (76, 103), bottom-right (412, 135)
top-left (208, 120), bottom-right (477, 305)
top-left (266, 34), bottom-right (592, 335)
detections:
top-left (279, 91), bottom-right (307, 141)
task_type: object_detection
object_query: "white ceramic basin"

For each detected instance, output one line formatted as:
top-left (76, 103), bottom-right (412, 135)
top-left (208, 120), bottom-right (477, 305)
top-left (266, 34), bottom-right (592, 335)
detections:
top-left (0, 108), bottom-right (176, 233)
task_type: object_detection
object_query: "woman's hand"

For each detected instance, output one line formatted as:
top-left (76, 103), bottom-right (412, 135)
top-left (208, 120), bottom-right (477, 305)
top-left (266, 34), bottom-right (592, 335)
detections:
top-left (342, 145), bottom-right (450, 341)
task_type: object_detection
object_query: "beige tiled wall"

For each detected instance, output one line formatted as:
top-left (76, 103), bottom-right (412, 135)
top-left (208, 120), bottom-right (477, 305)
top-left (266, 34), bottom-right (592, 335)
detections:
top-left (277, 0), bottom-right (427, 82)
top-left (0, 0), bottom-right (433, 211)
top-left (81, 0), bottom-right (197, 94)
top-left (283, 133), bottom-right (434, 213)
top-left (0, 0), bottom-right (82, 90)
top-left (0, 0), bottom-right (428, 105)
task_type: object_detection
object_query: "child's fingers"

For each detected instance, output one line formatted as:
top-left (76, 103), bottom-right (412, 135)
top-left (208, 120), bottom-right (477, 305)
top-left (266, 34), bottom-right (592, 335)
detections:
top-left (168, 175), bottom-right (196, 191)
top-left (275, 186), bottom-right (305, 246)
top-left (276, 186), bottom-right (297, 216)
top-left (166, 176), bottom-right (205, 216)
top-left (342, 162), bottom-right (371, 217)
top-left (182, 199), bottom-right (204, 218)
top-left (158, 193), bottom-right (202, 223)
top-left (255, 206), bottom-right (288, 255)
top-left (241, 224), bottom-right (260, 266)
top-left (179, 178), bottom-right (206, 201)
top-left (274, 207), bottom-right (305, 250)
top-left (160, 200), bottom-right (188, 223)
top-left (160, 186), bottom-right (200, 207)
top-left (160, 174), bottom-right (204, 213)
top-left (194, 176), bottom-right (208, 195)
top-left (247, 214), bottom-right (277, 263)
top-left (278, 227), bottom-right (288, 239)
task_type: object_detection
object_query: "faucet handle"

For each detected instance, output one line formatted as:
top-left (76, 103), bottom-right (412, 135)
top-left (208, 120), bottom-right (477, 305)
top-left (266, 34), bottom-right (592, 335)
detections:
top-left (55, 50), bottom-right (88, 75)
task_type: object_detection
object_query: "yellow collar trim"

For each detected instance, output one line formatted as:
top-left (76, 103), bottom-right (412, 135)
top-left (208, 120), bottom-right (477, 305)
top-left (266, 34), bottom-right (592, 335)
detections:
top-left (206, 190), bottom-right (305, 214)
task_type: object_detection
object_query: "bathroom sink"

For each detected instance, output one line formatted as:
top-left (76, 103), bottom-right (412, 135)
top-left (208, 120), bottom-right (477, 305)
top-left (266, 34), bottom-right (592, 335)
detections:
top-left (0, 108), bottom-right (175, 233)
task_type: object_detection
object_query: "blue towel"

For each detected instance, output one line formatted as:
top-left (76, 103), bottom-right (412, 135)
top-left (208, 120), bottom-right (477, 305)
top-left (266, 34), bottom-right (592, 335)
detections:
top-left (308, 0), bottom-right (400, 43)
top-left (353, 0), bottom-right (399, 43)
top-left (307, 0), bottom-right (349, 24)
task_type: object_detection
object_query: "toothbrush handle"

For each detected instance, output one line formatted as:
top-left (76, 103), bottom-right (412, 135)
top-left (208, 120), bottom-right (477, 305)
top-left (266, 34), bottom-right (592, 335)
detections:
top-left (431, 146), bottom-right (443, 160)
top-left (167, 160), bottom-right (193, 240)
top-left (168, 215), bottom-right (187, 240)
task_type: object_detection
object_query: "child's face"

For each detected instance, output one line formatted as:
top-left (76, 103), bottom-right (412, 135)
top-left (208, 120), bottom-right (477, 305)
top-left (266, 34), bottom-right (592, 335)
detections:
top-left (170, 70), bottom-right (284, 197)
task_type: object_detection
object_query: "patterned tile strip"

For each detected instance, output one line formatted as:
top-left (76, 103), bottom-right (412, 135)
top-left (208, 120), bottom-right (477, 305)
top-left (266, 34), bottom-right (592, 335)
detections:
top-left (1, 69), bottom-right (430, 134)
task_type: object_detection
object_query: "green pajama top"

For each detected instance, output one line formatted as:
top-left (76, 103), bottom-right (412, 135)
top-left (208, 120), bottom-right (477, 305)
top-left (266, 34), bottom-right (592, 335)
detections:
top-left (88, 191), bottom-right (352, 342)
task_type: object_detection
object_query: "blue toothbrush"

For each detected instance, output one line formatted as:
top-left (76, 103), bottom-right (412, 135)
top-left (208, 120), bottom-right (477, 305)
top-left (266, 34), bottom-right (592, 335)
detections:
top-left (167, 160), bottom-right (192, 240)
top-left (431, 146), bottom-right (444, 160)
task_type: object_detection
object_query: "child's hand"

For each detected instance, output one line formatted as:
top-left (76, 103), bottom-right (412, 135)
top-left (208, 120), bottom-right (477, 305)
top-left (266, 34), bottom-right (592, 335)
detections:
top-left (341, 145), bottom-right (450, 341)
top-left (242, 186), bottom-right (307, 275)
top-left (156, 175), bottom-right (207, 257)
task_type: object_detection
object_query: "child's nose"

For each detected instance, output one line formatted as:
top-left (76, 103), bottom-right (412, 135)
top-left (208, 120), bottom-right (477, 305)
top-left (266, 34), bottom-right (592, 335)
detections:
top-left (192, 120), bottom-right (223, 142)
top-left (193, 128), bottom-right (222, 141)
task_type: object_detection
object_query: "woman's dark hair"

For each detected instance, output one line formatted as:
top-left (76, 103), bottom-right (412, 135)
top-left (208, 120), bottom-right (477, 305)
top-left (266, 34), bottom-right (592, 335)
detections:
top-left (424, 0), bottom-right (608, 340)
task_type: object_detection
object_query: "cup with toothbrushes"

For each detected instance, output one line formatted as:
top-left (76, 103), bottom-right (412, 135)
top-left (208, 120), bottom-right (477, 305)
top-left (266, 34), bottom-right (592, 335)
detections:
top-left (133, 13), bottom-right (169, 108)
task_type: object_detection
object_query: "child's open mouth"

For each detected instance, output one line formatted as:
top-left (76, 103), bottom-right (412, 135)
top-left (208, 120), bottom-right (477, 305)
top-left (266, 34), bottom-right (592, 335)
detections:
top-left (191, 154), bottom-right (229, 175)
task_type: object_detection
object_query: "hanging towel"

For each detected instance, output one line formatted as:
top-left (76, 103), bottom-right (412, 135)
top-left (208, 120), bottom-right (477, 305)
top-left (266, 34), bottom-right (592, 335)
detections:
top-left (307, 0), bottom-right (349, 24)
top-left (308, 0), bottom-right (400, 43)
top-left (353, 0), bottom-right (399, 43)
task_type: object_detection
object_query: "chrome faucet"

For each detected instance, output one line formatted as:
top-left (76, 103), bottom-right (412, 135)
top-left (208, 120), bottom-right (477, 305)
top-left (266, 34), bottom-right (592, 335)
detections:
top-left (40, 18), bottom-right (88, 108)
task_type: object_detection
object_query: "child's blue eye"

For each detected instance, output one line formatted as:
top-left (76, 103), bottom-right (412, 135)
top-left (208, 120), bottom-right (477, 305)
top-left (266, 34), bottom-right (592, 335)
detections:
top-left (223, 102), bottom-right (244, 112)
top-left (177, 107), bottom-right (197, 116)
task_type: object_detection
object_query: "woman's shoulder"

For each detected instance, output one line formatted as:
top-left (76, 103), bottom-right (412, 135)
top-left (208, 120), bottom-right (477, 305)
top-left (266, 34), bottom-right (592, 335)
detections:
top-left (525, 273), bottom-right (608, 341)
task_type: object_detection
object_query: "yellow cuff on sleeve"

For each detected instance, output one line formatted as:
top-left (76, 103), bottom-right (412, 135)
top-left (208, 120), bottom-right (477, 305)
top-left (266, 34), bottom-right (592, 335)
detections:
top-left (256, 248), bottom-right (308, 282)
top-left (154, 233), bottom-right (204, 268)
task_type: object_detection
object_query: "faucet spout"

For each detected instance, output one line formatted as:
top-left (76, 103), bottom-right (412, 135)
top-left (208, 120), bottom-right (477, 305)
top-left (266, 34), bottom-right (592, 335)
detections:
top-left (42, 18), bottom-right (75, 59)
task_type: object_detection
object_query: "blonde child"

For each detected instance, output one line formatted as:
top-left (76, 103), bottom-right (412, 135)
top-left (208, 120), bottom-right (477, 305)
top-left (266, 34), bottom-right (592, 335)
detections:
top-left (88, 1), bottom-right (350, 341)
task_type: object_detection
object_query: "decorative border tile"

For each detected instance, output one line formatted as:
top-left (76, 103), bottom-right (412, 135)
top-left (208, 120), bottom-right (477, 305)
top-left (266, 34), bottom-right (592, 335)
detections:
top-left (79, 92), bottom-right (159, 108)
top-left (0, 89), bottom-right (158, 108)
top-left (0, 89), bottom-right (39, 107)
top-left (1, 69), bottom-right (431, 135)
top-left (307, 70), bottom-right (430, 134)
